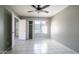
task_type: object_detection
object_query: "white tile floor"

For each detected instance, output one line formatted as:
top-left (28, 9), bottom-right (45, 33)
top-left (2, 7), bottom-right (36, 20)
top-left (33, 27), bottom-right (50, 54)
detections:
top-left (7, 39), bottom-right (77, 54)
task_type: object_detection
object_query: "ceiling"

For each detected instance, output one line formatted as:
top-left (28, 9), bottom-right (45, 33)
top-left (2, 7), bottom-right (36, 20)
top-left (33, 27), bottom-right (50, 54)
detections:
top-left (8, 5), bottom-right (68, 18)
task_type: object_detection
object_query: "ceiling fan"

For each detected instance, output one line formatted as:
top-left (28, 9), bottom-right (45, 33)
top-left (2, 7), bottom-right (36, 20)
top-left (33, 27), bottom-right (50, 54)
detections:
top-left (28, 5), bottom-right (50, 13)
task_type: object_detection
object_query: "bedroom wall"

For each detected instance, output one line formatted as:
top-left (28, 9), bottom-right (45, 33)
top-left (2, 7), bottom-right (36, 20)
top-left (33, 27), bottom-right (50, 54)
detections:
top-left (51, 5), bottom-right (79, 53)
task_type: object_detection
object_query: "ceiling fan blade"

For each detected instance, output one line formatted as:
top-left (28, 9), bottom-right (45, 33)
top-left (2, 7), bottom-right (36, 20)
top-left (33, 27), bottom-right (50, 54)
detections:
top-left (41, 5), bottom-right (50, 9)
top-left (44, 11), bottom-right (48, 13)
top-left (41, 10), bottom-right (49, 13)
top-left (28, 11), bottom-right (33, 12)
top-left (31, 5), bottom-right (37, 9)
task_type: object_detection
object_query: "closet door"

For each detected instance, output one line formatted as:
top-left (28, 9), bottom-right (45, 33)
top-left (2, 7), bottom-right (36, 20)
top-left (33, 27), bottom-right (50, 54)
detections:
top-left (29, 21), bottom-right (33, 39)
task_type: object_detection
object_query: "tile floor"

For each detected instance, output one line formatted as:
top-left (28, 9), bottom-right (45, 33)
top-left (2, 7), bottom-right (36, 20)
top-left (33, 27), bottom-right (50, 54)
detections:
top-left (6, 39), bottom-right (77, 54)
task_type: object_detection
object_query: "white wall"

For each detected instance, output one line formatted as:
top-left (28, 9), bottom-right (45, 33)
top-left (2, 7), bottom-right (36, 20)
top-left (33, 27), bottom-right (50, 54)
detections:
top-left (51, 5), bottom-right (79, 53)
top-left (18, 19), bottom-right (26, 40)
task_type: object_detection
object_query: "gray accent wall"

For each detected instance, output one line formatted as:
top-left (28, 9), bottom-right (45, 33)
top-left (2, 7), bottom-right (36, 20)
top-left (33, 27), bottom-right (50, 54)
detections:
top-left (4, 8), bottom-right (12, 50)
top-left (0, 6), bottom-right (12, 52)
top-left (51, 5), bottom-right (79, 53)
top-left (0, 6), bottom-right (5, 51)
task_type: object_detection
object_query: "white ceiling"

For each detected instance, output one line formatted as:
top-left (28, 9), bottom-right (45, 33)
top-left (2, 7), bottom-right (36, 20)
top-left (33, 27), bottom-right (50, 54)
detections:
top-left (8, 5), bottom-right (68, 17)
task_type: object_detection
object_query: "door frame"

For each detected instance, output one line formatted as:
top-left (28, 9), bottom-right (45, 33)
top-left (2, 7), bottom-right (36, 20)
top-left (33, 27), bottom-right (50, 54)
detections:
top-left (12, 13), bottom-right (20, 48)
top-left (26, 20), bottom-right (34, 40)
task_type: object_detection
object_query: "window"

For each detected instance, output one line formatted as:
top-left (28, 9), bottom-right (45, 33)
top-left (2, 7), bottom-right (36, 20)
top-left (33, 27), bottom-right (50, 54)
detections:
top-left (34, 20), bottom-right (41, 33)
top-left (41, 21), bottom-right (47, 34)
top-left (34, 20), bottom-right (47, 34)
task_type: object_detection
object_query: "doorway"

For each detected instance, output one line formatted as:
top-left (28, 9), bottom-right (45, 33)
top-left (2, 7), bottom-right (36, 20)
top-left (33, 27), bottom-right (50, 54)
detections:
top-left (15, 18), bottom-right (19, 39)
top-left (29, 21), bottom-right (33, 39)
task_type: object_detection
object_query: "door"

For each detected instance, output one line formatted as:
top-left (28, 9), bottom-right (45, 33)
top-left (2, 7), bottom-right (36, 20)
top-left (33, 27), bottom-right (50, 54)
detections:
top-left (29, 21), bottom-right (33, 39)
